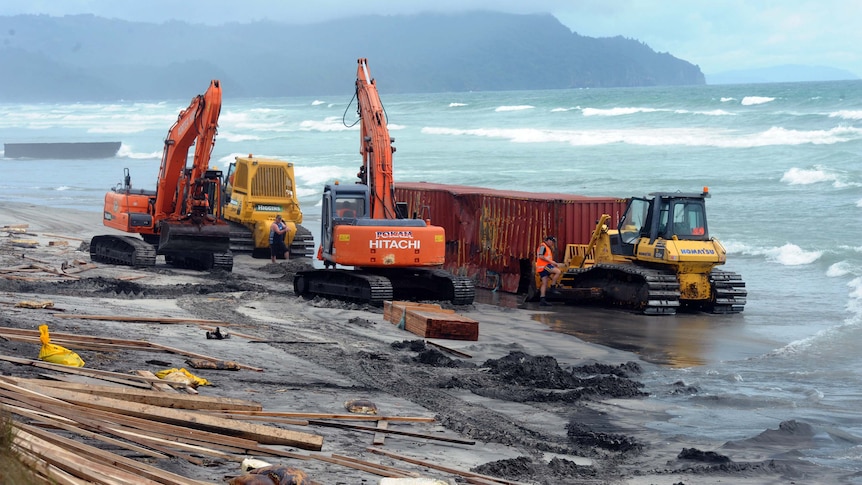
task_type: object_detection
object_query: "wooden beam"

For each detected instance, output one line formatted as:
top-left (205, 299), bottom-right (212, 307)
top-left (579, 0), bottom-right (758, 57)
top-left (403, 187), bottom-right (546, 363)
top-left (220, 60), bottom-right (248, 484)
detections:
top-left (308, 419), bottom-right (475, 445)
top-left (7, 377), bottom-right (262, 411)
top-left (215, 410), bottom-right (435, 422)
top-left (368, 448), bottom-right (531, 485)
top-left (24, 384), bottom-right (324, 450)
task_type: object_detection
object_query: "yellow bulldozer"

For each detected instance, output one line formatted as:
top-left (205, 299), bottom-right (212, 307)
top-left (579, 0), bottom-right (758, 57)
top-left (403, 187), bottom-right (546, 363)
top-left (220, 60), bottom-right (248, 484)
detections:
top-left (544, 188), bottom-right (746, 315)
top-left (222, 155), bottom-right (314, 259)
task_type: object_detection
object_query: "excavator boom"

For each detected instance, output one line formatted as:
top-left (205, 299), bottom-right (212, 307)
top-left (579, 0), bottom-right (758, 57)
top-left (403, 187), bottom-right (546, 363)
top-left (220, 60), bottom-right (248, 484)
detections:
top-left (355, 58), bottom-right (397, 219)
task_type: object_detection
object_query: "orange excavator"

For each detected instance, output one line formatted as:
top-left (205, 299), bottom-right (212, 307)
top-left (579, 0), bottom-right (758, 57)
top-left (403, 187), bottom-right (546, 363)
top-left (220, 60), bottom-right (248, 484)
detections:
top-left (90, 80), bottom-right (233, 271)
top-left (293, 58), bottom-right (474, 305)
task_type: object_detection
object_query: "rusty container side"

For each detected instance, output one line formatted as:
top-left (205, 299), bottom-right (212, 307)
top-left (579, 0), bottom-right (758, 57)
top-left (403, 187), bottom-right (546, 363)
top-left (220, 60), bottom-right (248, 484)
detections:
top-left (395, 182), bottom-right (628, 293)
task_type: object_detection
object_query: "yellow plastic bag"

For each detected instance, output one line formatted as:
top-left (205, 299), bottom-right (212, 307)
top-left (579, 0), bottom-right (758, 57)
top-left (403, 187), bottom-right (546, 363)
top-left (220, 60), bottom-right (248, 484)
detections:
top-left (38, 324), bottom-right (85, 367)
top-left (154, 367), bottom-right (210, 387)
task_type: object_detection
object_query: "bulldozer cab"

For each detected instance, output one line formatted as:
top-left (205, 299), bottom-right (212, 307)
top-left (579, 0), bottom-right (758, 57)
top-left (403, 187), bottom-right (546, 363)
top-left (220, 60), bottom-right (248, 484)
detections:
top-left (613, 190), bottom-right (710, 256)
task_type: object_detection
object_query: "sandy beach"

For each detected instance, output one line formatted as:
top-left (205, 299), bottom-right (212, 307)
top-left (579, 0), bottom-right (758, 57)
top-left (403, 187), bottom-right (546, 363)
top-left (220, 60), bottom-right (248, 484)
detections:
top-left (0, 202), bottom-right (831, 484)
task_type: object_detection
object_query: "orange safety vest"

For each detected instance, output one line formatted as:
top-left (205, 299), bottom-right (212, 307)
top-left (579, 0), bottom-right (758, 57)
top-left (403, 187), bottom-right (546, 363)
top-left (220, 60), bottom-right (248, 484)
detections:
top-left (535, 242), bottom-right (554, 273)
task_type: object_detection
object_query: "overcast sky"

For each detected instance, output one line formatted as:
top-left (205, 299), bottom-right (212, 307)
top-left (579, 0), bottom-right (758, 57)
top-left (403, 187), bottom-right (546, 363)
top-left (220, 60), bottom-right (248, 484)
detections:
top-left (2, 0), bottom-right (859, 76)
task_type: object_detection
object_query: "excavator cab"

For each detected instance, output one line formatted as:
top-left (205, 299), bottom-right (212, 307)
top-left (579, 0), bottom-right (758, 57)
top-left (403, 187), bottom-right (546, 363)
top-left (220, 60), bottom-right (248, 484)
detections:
top-left (612, 190), bottom-right (711, 258)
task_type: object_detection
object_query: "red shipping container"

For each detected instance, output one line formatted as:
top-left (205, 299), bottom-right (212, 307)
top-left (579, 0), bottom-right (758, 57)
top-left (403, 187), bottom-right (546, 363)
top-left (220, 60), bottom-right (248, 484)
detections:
top-left (395, 182), bottom-right (628, 294)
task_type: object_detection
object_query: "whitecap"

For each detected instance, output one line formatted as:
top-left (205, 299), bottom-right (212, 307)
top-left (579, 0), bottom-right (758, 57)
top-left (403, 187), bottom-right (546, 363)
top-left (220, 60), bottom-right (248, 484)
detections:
top-left (299, 117), bottom-right (354, 132)
top-left (827, 261), bottom-right (855, 278)
top-left (582, 106), bottom-right (661, 116)
top-left (766, 243), bottom-right (822, 266)
top-left (495, 105), bottom-right (534, 112)
top-left (218, 131), bottom-right (262, 143)
top-left (448, 102), bottom-right (467, 107)
top-left (741, 96), bottom-right (775, 106)
top-left (780, 167), bottom-right (838, 185)
top-left (311, 100), bottom-right (325, 106)
top-left (829, 110), bottom-right (862, 120)
top-left (720, 97), bottom-right (736, 103)
top-left (117, 144), bottom-right (160, 159)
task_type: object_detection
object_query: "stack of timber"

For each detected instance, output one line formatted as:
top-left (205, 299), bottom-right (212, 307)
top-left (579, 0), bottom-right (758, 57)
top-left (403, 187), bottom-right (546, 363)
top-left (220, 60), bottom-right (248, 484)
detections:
top-left (384, 301), bottom-right (479, 341)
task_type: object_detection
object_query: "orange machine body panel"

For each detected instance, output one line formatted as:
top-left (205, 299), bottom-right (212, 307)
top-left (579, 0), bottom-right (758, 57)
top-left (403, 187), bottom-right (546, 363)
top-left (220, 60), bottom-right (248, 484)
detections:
top-left (327, 223), bottom-right (445, 267)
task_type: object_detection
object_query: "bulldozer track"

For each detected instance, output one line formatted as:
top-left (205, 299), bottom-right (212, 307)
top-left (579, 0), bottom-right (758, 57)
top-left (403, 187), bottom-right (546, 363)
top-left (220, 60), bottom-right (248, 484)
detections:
top-left (707, 269), bottom-right (747, 314)
top-left (559, 263), bottom-right (681, 315)
top-left (227, 221), bottom-right (315, 259)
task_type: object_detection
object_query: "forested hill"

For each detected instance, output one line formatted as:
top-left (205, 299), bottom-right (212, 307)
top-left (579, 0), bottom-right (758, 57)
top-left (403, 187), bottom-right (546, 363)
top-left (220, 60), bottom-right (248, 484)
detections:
top-left (0, 11), bottom-right (705, 102)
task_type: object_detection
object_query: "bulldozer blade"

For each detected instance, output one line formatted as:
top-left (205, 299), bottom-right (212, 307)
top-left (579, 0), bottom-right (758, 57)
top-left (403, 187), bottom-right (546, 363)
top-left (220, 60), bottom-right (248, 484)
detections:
top-left (158, 223), bottom-right (231, 253)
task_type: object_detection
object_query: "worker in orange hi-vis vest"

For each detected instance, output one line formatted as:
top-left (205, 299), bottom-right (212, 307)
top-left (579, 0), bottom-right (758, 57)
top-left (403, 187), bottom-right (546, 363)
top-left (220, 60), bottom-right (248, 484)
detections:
top-left (535, 235), bottom-right (562, 306)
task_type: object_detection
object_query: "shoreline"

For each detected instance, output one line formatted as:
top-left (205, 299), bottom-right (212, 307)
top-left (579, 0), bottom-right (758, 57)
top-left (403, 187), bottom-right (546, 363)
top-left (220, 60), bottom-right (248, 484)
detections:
top-left (0, 201), bottom-right (841, 484)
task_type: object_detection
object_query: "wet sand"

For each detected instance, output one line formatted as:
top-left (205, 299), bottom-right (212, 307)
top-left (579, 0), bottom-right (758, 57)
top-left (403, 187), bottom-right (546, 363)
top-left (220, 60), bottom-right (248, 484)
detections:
top-left (0, 202), bottom-right (840, 484)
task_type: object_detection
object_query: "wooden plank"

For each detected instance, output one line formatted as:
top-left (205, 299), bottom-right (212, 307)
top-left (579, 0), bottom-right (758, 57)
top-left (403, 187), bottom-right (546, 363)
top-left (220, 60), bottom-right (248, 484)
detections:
top-left (372, 420), bottom-right (388, 445)
top-left (15, 423), bottom-right (210, 485)
top-left (13, 428), bottom-right (164, 485)
top-left (2, 402), bottom-right (167, 459)
top-left (8, 377), bottom-right (262, 411)
top-left (404, 310), bottom-right (479, 341)
top-left (368, 448), bottom-right (531, 485)
top-left (426, 340), bottom-right (473, 358)
top-left (0, 354), bottom-right (189, 390)
top-left (308, 419), bottom-right (475, 445)
top-left (216, 410), bottom-right (435, 422)
top-left (52, 313), bottom-right (225, 324)
top-left (134, 370), bottom-right (179, 393)
top-left (25, 384), bottom-right (324, 450)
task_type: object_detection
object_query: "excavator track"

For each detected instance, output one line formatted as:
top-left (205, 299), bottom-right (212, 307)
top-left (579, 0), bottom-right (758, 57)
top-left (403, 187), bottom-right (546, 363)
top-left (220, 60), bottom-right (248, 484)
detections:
top-left (164, 251), bottom-right (234, 271)
top-left (557, 263), bottom-right (681, 315)
top-left (705, 269), bottom-right (747, 314)
top-left (89, 235), bottom-right (157, 268)
top-left (294, 268), bottom-right (476, 306)
top-left (294, 269), bottom-right (393, 305)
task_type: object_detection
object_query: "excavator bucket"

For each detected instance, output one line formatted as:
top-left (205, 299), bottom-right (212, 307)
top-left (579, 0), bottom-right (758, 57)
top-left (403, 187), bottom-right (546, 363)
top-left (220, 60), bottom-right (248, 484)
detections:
top-left (158, 221), bottom-right (231, 253)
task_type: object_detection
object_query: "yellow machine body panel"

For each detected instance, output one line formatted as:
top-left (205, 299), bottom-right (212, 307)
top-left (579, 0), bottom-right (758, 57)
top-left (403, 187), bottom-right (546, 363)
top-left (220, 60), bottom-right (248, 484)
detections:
top-left (223, 155), bottom-right (305, 252)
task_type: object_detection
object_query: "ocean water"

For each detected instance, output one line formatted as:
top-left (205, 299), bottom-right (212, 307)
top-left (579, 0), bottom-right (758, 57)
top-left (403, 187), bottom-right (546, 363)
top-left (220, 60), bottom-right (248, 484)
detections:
top-left (2, 80), bottom-right (862, 477)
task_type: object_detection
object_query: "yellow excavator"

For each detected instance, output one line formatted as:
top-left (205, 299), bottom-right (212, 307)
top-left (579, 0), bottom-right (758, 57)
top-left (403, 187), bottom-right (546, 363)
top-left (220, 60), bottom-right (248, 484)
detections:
top-left (549, 188), bottom-right (746, 315)
top-left (221, 155), bottom-right (314, 259)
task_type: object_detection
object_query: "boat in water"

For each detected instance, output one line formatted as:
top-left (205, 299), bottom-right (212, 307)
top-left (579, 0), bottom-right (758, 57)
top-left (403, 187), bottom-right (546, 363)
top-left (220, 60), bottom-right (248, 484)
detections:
top-left (3, 142), bottom-right (121, 159)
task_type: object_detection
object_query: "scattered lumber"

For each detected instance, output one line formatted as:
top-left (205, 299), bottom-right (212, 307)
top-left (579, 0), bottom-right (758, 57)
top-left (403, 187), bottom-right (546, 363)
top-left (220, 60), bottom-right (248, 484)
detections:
top-left (42, 233), bottom-right (85, 242)
top-left (368, 448), bottom-right (531, 485)
top-left (6, 377), bottom-right (262, 411)
top-left (308, 419), bottom-right (475, 445)
top-left (52, 313), bottom-right (226, 325)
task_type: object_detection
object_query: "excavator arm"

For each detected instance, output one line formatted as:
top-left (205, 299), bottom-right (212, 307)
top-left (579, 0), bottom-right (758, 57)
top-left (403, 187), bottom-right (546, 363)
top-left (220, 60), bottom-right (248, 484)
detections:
top-left (153, 79), bottom-right (222, 221)
top-left (355, 58), bottom-right (397, 219)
